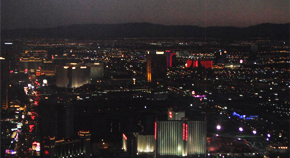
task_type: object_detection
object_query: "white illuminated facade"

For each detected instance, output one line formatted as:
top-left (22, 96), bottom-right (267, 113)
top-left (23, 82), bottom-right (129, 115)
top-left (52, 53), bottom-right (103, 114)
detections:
top-left (122, 134), bottom-right (127, 152)
top-left (157, 121), bottom-right (185, 156)
top-left (137, 135), bottom-right (155, 153)
top-left (186, 121), bottom-right (207, 155)
top-left (156, 120), bottom-right (207, 157)
top-left (122, 111), bottom-right (206, 157)
top-left (56, 63), bottom-right (103, 88)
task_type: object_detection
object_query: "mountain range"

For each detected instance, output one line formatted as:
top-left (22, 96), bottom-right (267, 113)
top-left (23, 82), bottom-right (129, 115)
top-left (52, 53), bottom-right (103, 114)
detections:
top-left (2, 23), bottom-right (289, 40)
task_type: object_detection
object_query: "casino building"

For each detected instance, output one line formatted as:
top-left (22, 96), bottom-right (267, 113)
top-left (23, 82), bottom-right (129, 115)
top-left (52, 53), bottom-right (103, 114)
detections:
top-left (122, 109), bottom-right (207, 157)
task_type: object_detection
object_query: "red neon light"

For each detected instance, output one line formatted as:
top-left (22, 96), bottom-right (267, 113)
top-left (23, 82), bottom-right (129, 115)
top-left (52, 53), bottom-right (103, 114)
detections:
top-left (31, 116), bottom-right (35, 120)
top-left (183, 123), bottom-right (185, 140)
top-left (29, 125), bottom-right (34, 132)
top-left (186, 60), bottom-right (192, 68)
top-left (154, 122), bottom-right (157, 140)
top-left (25, 69), bottom-right (28, 72)
top-left (45, 150), bottom-right (49, 155)
top-left (186, 124), bottom-right (188, 141)
top-left (10, 70), bottom-right (14, 73)
top-left (169, 111), bottom-right (173, 119)
top-left (193, 61), bottom-right (199, 68)
top-left (122, 134), bottom-right (127, 140)
top-left (32, 141), bottom-right (39, 145)
top-left (169, 53), bottom-right (177, 67)
top-left (200, 60), bottom-right (213, 69)
top-left (34, 101), bottom-right (38, 106)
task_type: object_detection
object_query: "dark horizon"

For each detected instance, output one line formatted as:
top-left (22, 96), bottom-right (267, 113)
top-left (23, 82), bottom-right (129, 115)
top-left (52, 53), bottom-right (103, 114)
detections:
top-left (2, 22), bottom-right (289, 40)
top-left (1, 22), bottom-right (290, 31)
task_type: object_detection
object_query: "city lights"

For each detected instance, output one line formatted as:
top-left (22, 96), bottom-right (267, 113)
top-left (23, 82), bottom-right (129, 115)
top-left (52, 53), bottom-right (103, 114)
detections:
top-left (253, 130), bottom-right (257, 135)
top-left (1, 18), bottom-right (289, 158)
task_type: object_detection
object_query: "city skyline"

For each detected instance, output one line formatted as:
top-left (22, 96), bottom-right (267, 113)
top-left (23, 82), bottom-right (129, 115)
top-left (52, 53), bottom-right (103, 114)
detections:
top-left (1, 0), bottom-right (290, 30)
top-left (1, 1), bottom-right (289, 157)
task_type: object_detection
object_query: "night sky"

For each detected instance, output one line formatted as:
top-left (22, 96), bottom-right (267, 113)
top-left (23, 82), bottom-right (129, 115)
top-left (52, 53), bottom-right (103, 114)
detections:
top-left (1, 0), bottom-right (289, 30)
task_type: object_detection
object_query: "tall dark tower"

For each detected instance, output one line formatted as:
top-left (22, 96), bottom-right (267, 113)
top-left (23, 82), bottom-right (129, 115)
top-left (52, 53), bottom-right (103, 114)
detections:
top-left (1, 42), bottom-right (14, 110)
top-left (146, 51), bottom-right (167, 85)
top-left (78, 131), bottom-right (91, 158)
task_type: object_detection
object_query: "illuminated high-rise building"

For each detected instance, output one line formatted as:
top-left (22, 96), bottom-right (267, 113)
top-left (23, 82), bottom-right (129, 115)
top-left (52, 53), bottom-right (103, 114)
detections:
top-left (146, 51), bottom-right (167, 84)
top-left (123, 109), bottom-right (207, 157)
top-left (155, 109), bottom-right (207, 157)
top-left (68, 65), bottom-right (90, 88)
top-left (155, 121), bottom-right (207, 157)
top-left (55, 63), bottom-right (103, 88)
top-left (55, 64), bottom-right (91, 88)
top-left (87, 62), bottom-right (104, 80)
top-left (55, 66), bottom-right (69, 88)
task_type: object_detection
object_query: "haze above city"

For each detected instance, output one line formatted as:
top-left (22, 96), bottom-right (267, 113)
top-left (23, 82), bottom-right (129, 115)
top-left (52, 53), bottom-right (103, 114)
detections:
top-left (1, 0), bottom-right (290, 30)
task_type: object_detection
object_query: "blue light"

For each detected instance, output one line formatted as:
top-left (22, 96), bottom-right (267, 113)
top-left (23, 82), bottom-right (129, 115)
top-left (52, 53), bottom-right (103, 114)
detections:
top-left (233, 112), bottom-right (259, 120)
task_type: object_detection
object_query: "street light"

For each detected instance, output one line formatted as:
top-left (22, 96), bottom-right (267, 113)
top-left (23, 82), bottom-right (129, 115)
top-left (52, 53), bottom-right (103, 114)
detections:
top-left (216, 125), bottom-right (221, 130)
top-left (239, 127), bottom-right (243, 132)
top-left (253, 130), bottom-right (257, 135)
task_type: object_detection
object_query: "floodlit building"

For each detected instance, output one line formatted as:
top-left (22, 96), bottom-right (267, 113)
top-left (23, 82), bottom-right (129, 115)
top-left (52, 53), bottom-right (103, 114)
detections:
top-left (137, 135), bottom-right (155, 154)
top-left (68, 65), bottom-right (90, 88)
top-left (155, 120), bottom-right (207, 157)
top-left (55, 65), bottom-right (90, 88)
top-left (87, 62), bottom-right (104, 80)
top-left (56, 63), bottom-right (103, 88)
top-left (19, 56), bottom-right (42, 72)
top-left (146, 51), bottom-right (167, 84)
top-left (55, 66), bottom-right (69, 88)
top-left (42, 131), bottom-right (91, 158)
top-left (122, 109), bottom-right (207, 157)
